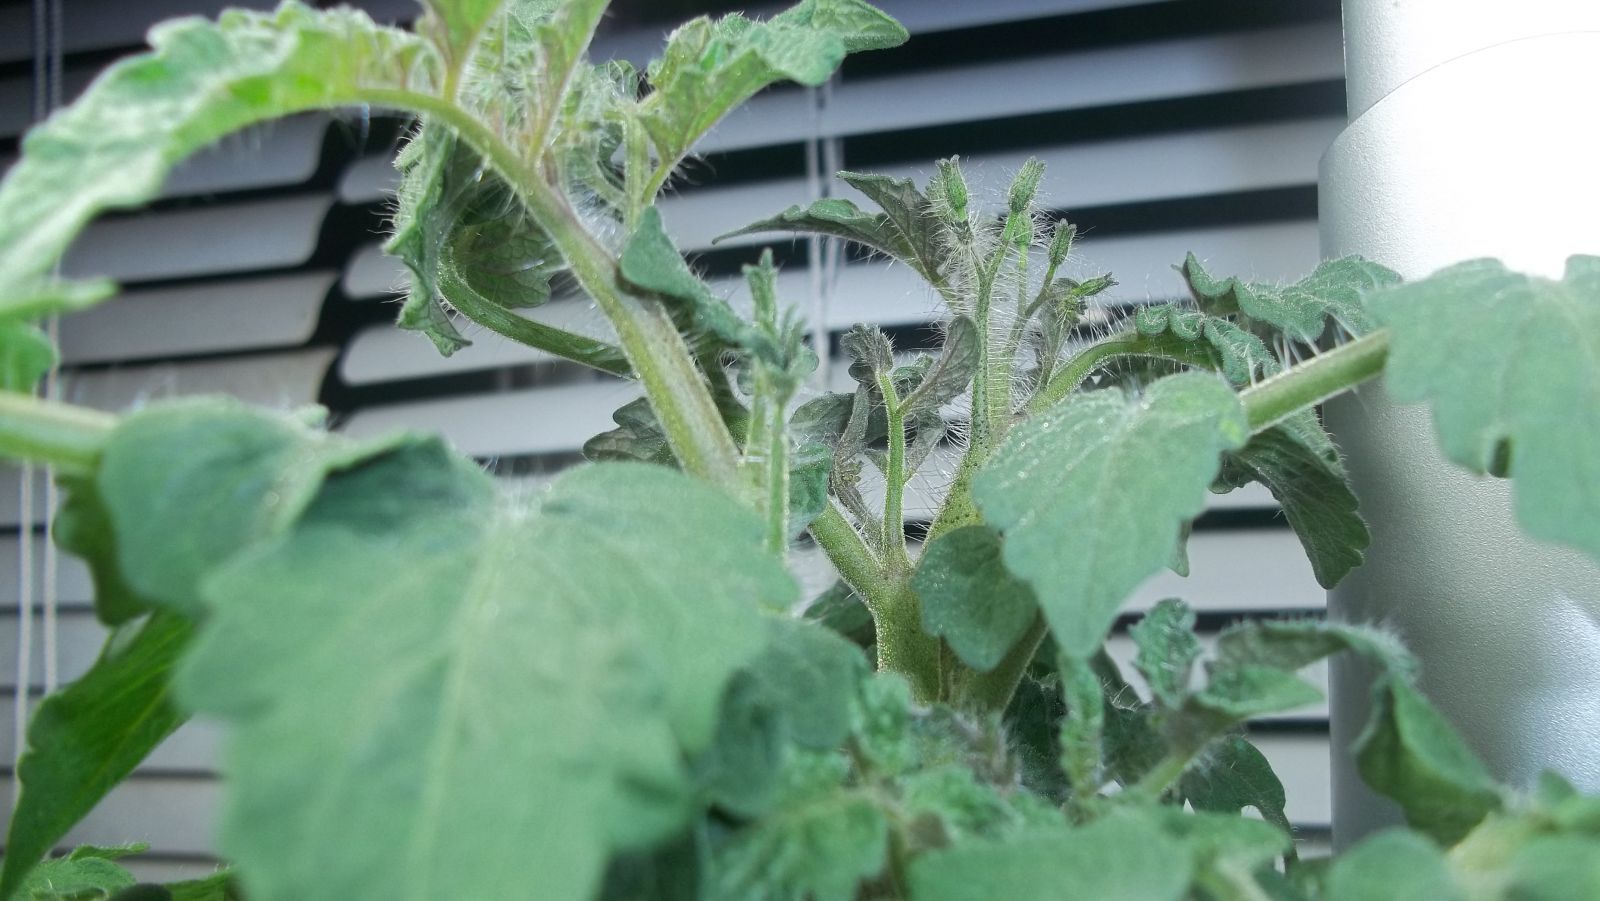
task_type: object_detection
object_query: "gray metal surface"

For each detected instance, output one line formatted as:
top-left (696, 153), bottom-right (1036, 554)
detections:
top-left (1321, 3), bottom-right (1600, 847)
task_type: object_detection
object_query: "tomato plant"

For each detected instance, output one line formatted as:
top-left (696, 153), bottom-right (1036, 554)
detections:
top-left (0, 2), bottom-right (1597, 898)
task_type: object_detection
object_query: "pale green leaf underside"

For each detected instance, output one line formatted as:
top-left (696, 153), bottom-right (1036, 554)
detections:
top-left (0, 1), bottom-right (436, 313)
top-left (973, 373), bottom-right (1248, 656)
top-left (97, 399), bottom-right (407, 617)
top-left (1367, 255), bottom-right (1600, 565)
top-left (176, 448), bottom-right (793, 901)
top-left (1220, 426), bottom-right (1370, 589)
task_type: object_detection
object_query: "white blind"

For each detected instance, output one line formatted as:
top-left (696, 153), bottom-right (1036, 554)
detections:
top-left (0, 0), bottom-right (1346, 880)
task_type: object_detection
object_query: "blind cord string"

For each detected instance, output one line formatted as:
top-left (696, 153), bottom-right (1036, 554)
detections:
top-left (14, 0), bottom-right (65, 791)
top-left (803, 79), bottom-right (839, 390)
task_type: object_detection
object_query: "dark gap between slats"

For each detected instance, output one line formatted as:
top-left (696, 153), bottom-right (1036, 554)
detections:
top-left (842, 82), bottom-right (1345, 170)
top-left (841, 0), bottom-right (1341, 81)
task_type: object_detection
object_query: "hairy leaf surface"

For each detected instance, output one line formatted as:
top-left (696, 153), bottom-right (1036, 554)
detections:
top-left (96, 400), bottom-right (402, 617)
top-left (973, 373), bottom-right (1248, 656)
top-left (1129, 598), bottom-right (1200, 709)
top-left (15, 849), bottom-right (137, 900)
top-left (1179, 735), bottom-right (1293, 836)
top-left (0, 2), bottom-right (436, 313)
top-left (1132, 304), bottom-right (1278, 386)
top-left (641, 5), bottom-right (904, 166)
top-left (620, 206), bottom-right (762, 354)
top-left (1366, 256), bottom-right (1600, 564)
top-left (0, 615), bottom-right (191, 900)
top-left (1219, 426), bottom-right (1369, 588)
top-left (1355, 678), bottom-right (1502, 844)
top-left (176, 448), bottom-right (793, 901)
top-left (707, 758), bottom-right (887, 901)
top-left (914, 526), bottom-right (1037, 672)
top-left (1181, 254), bottom-right (1399, 343)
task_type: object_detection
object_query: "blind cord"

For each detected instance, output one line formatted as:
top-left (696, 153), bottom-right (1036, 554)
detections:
top-left (15, 0), bottom-right (66, 789)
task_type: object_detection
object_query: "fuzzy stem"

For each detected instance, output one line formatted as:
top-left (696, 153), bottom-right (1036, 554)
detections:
top-left (874, 370), bottom-right (908, 562)
top-left (0, 394), bottom-right (114, 474)
top-left (954, 612), bottom-right (1048, 712)
top-left (808, 504), bottom-right (940, 701)
top-left (389, 92), bottom-right (743, 486)
top-left (809, 504), bottom-right (885, 598)
top-left (1028, 331), bottom-right (1219, 414)
top-left (1240, 329), bottom-right (1391, 433)
top-left (874, 580), bottom-right (943, 703)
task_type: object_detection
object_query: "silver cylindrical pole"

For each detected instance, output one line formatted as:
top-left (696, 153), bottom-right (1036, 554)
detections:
top-left (1321, 1), bottom-right (1600, 847)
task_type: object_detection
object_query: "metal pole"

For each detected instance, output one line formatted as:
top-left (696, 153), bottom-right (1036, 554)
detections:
top-left (1321, 0), bottom-right (1600, 847)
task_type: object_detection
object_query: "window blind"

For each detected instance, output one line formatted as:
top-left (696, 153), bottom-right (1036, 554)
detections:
top-left (1, 0), bottom-right (1345, 880)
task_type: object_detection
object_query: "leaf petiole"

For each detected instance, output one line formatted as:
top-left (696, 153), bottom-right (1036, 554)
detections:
top-left (0, 393), bottom-right (114, 474)
top-left (1238, 329), bottom-right (1390, 433)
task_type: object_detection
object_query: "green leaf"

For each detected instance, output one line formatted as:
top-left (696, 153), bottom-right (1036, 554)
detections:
top-left (16, 852), bottom-right (137, 900)
top-left (748, 617), bottom-right (869, 749)
top-left (839, 171), bottom-right (946, 284)
top-left (1155, 808), bottom-right (1289, 876)
top-left (0, 323), bottom-right (57, 393)
top-left (641, 4), bottom-right (903, 165)
top-left (387, 127), bottom-right (554, 356)
top-left (0, 614), bottom-right (190, 901)
top-left (1189, 663), bottom-right (1323, 721)
top-left (787, 442), bottom-right (832, 539)
top-left (96, 399), bottom-right (402, 617)
top-left (1324, 829), bottom-right (1462, 901)
top-left (161, 872), bottom-right (239, 901)
top-left (1132, 304), bottom-right (1279, 386)
top-left (0, 2), bottom-right (436, 311)
top-left (52, 475), bottom-right (154, 626)
top-left (619, 206), bottom-right (762, 354)
top-left (908, 813), bottom-right (1191, 901)
top-left (695, 674), bottom-right (785, 818)
top-left (800, 581), bottom-right (875, 648)
top-left (1219, 425), bottom-right (1370, 588)
top-left (1181, 253), bottom-right (1399, 343)
top-left (1366, 256), bottom-right (1600, 564)
top-left (902, 316), bottom-right (980, 418)
top-left (1505, 835), bottom-right (1600, 901)
top-left (176, 448), bottom-right (794, 901)
top-left (418, 0), bottom-right (503, 67)
top-left (1212, 617), bottom-right (1415, 681)
top-left (1179, 734), bottom-right (1292, 836)
top-left (898, 766), bottom-right (1061, 848)
top-left (707, 775), bottom-right (887, 901)
top-left (717, 198), bottom-right (913, 260)
top-left (914, 526), bottom-right (1037, 672)
top-left (973, 372), bottom-right (1249, 656)
top-left (584, 397), bottom-right (674, 466)
top-left (769, 0), bottom-right (909, 51)
top-left (1129, 598), bottom-right (1201, 709)
top-left (840, 324), bottom-right (894, 385)
top-left (1355, 678), bottom-right (1503, 845)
